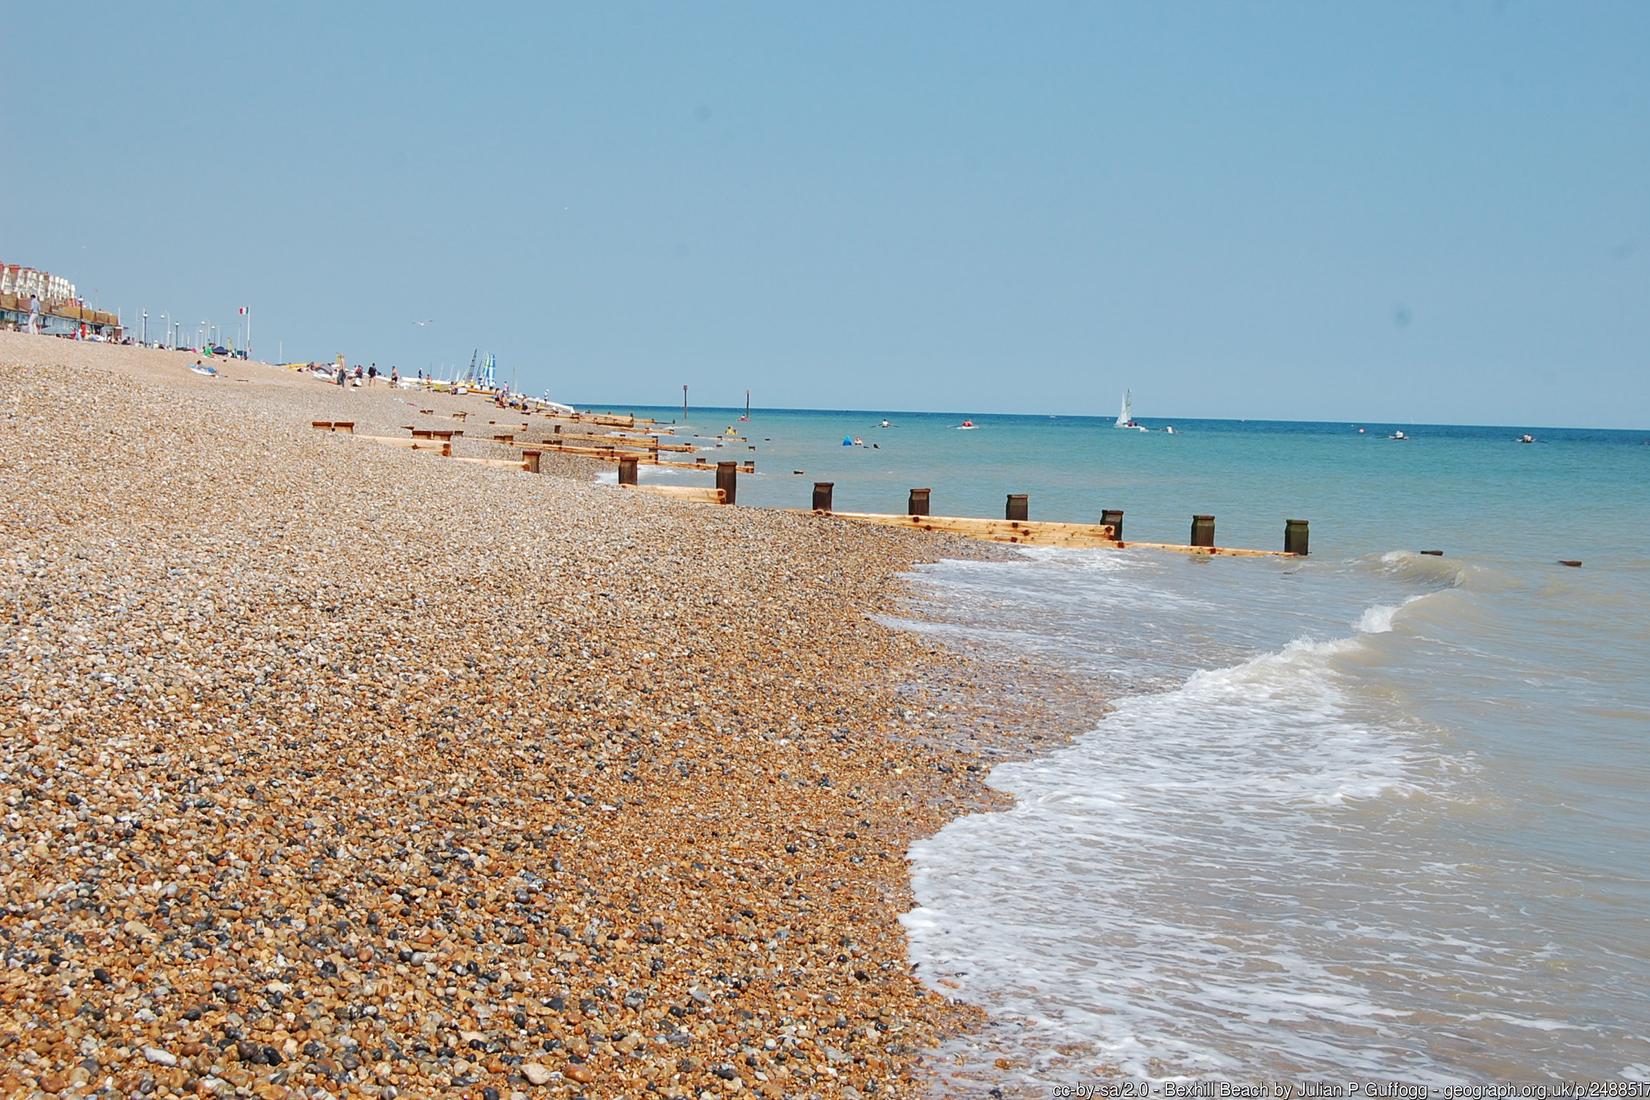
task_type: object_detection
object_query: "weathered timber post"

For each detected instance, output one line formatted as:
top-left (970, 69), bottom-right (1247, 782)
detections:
top-left (1191, 514), bottom-right (1215, 547)
top-left (716, 461), bottom-right (738, 505)
top-left (440, 442), bottom-right (453, 458)
top-left (553, 425), bottom-right (561, 435)
top-left (1284, 519), bottom-right (1309, 556)
top-left (1101, 508), bottom-right (1124, 540)
top-left (522, 449), bottom-right (542, 474)
top-left (908, 488), bottom-right (931, 517)
top-left (813, 482), bottom-right (834, 512)
top-left (618, 456), bottom-right (638, 485)
top-left (1006, 494), bottom-right (1029, 522)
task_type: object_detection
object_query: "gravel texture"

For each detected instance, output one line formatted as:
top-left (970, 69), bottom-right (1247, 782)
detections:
top-left (0, 333), bottom-right (1029, 1098)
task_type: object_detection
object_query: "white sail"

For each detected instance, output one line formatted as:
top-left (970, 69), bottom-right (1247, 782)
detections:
top-left (1115, 389), bottom-right (1133, 428)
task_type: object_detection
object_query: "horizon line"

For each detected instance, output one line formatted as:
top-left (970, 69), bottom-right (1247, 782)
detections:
top-left (567, 401), bottom-right (1650, 435)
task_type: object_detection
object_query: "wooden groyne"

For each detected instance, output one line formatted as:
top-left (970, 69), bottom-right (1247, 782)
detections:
top-left (308, 417), bottom-right (1304, 557)
top-left (805, 482), bottom-right (1305, 557)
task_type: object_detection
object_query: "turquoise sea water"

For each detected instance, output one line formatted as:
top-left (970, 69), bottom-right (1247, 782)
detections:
top-left (596, 405), bottom-right (1650, 1086)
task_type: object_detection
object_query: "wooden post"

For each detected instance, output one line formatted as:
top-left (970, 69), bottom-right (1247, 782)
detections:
top-left (1100, 508), bottom-right (1124, 540)
top-left (440, 442), bottom-right (453, 458)
top-left (1191, 514), bottom-right (1215, 547)
top-left (715, 461), bottom-right (737, 505)
top-left (908, 488), bottom-right (931, 517)
top-left (812, 482), bottom-right (834, 512)
top-left (1284, 518), bottom-right (1309, 556)
top-left (522, 449), bottom-right (542, 474)
top-left (618, 456), bottom-right (639, 485)
top-left (1006, 494), bottom-right (1029, 522)
top-left (553, 425), bottom-right (562, 435)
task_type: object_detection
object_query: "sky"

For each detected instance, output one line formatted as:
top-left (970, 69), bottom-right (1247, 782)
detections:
top-left (3, 1), bottom-right (1647, 427)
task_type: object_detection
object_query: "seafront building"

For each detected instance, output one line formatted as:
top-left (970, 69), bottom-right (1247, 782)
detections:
top-left (0, 260), bottom-right (121, 339)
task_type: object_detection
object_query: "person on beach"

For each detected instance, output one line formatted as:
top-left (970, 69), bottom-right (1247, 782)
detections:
top-left (336, 365), bottom-right (347, 387)
top-left (27, 295), bottom-right (40, 335)
top-left (367, 364), bottom-right (378, 385)
top-left (390, 367), bottom-right (399, 386)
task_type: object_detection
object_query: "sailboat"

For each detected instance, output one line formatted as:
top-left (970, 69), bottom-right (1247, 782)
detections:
top-left (1115, 389), bottom-right (1145, 430)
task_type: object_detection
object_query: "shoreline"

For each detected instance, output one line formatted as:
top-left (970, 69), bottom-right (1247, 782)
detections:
top-left (0, 332), bottom-right (1098, 1097)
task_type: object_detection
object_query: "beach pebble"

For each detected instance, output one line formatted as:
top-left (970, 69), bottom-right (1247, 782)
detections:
top-left (0, 333), bottom-right (1030, 1099)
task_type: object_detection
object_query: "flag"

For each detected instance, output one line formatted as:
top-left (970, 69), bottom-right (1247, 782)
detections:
top-left (238, 306), bottom-right (248, 315)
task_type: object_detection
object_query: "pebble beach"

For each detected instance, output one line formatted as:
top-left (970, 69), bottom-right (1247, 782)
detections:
top-left (0, 333), bottom-right (1049, 1098)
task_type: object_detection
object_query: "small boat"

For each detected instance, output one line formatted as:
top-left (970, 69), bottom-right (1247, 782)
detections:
top-left (879, 419), bottom-right (892, 428)
top-left (189, 363), bottom-right (218, 377)
top-left (1518, 434), bottom-right (1536, 444)
top-left (1115, 389), bottom-right (1140, 430)
top-left (957, 419), bottom-right (978, 430)
top-left (1163, 425), bottom-right (1175, 434)
top-left (1390, 430), bottom-right (1408, 441)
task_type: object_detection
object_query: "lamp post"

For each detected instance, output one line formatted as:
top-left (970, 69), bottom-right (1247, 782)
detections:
top-left (159, 312), bottom-right (169, 348)
top-left (141, 310), bottom-right (148, 344)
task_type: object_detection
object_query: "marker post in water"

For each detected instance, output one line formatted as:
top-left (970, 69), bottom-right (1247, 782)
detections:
top-left (1285, 519), bottom-right (1309, 556)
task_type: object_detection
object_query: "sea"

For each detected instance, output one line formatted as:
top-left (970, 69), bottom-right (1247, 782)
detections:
top-left (590, 405), bottom-right (1650, 1088)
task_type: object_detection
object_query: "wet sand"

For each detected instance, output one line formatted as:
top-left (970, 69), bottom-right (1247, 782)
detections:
top-left (0, 333), bottom-right (1065, 1098)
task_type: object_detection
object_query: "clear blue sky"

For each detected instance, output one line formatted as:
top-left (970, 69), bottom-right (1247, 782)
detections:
top-left (4, 2), bottom-right (1646, 426)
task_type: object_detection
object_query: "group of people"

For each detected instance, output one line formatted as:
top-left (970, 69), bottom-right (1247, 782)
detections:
top-left (333, 362), bottom-right (401, 388)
